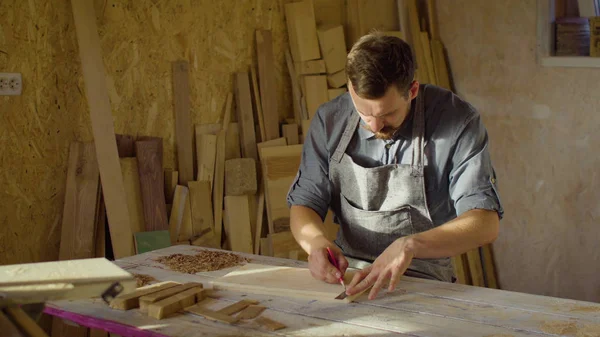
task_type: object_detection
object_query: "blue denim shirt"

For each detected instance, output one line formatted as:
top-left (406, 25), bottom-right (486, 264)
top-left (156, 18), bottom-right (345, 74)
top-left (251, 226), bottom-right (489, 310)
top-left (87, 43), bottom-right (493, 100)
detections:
top-left (286, 84), bottom-right (504, 226)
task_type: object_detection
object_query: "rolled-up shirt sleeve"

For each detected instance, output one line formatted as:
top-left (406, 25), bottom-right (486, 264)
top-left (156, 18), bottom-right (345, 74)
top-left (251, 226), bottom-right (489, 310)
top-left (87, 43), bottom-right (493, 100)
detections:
top-left (449, 113), bottom-right (504, 219)
top-left (286, 112), bottom-right (331, 221)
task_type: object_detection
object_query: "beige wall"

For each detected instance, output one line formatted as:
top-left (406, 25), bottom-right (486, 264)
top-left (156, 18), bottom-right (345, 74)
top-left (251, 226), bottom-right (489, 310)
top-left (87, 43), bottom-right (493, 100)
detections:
top-left (438, 0), bottom-right (600, 302)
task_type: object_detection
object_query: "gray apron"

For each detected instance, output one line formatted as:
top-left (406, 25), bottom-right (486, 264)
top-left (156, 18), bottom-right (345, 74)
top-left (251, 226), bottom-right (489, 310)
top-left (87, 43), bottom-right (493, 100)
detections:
top-left (329, 88), bottom-right (454, 282)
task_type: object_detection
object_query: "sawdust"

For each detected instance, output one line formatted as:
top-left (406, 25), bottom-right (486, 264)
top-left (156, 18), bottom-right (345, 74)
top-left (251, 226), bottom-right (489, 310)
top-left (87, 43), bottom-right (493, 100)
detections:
top-left (133, 273), bottom-right (156, 287)
top-left (540, 321), bottom-right (578, 335)
top-left (155, 250), bottom-right (249, 274)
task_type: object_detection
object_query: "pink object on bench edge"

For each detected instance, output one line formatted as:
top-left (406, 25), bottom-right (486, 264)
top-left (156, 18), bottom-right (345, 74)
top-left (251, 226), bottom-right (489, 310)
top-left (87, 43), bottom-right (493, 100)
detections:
top-left (44, 306), bottom-right (171, 337)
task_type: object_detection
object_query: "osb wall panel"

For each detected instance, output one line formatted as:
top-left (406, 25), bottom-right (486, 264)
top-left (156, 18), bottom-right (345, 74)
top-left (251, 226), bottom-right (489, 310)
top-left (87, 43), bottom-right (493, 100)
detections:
top-left (0, 1), bottom-right (90, 265)
top-left (437, 0), bottom-right (600, 302)
top-left (0, 0), bottom-right (292, 265)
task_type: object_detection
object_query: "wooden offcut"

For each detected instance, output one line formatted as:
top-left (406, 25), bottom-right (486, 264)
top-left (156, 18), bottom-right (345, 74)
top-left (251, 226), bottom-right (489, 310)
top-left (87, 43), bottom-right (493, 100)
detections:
top-left (303, 75), bottom-right (329, 119)
top-left (172, 60), bottom-right (195, 186)
top-left (139, 282), bottom-right (202, 311)
top-left (236, 305), bottom-right (266, 320)
top-left (285, 0), bottom-right (321, 62)
top-left (120, 158), bottom-right (145, 235)
top-left (188, 181), bottom-right (214, 235)
top-left (225, 158), bottom-right (257, 196)
top-left (110, 281), bottom-right (181, 310)
top-left (295, 59), bottom-right (327, 75)
top-left (184, 304), bottom-right (239, 324)
top-left (136, 138), bottom-right (169, 232)
top-left (223, 195), bottom-right (254, 254)
top-left (147, 286), bottom-right (205, 319)
top-left (70, 0), bottom-right (134, 259)
top-left (260, 145), bottom-right (303, 234)
top-left (115, 134), bottom-right (135, 158)
top-left (281, 124), bottom-right (299, 145)
top-left (285, 49), bottom-right (305, 124)
top-left (195, 123), bottom-right (241, 161)
top-left (195, 133), bottom-right (217, 191)
top-left (234, 72), bottom-right (259, 162)
top-left (168, 185), bottom-right (193, 244)
top-left (250, 66), bottom-right (267, 142)
top-left (164, 169), bottom-right (178, 204)
top-left (327, 69), bottom-right (346, 88)
top-left (317, 24), bottom-right (347, 74)
top-left (255, 316), bottom-right (287, 331)
top-left (59, 141), bottom-right (100, 261)
top-left (217, 299), bottom-right (259, 316)
top-left (256, 29), bottom-right (280, 141)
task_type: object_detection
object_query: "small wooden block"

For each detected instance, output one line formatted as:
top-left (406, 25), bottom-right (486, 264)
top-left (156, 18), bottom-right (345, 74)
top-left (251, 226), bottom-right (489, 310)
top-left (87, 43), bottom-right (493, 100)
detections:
top-left (224, 158), bottom-right (257, 196)
top-left (295, 59), bottom-right (327, 75)
top-left (139, 282), bottom-right (202, 311)
top-left (327, 69), bottom-right (346, 88)
top-left (109, 281), bottom-right (180, 310)
top-left (317, 24), bottom-right (346, 74)
top-left (281, 124), bottom-right (299, 145)
top-left (184, 304), bottom-right (239, 324)
top-left (217, 299), bottom-right (259, 316)
top-left (255, 316), bottom-right (286, 331)
top-left (328, 88), bottom-right (347, 100)
top-left (236, 305), bottom-right (266, 320)
top-left (147, 287), bottom-right (205, 319)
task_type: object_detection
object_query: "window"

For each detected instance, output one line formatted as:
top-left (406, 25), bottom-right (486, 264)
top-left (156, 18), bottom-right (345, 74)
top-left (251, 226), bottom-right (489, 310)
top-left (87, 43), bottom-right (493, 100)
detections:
top-left (537, 0), bottom-right (600, 67)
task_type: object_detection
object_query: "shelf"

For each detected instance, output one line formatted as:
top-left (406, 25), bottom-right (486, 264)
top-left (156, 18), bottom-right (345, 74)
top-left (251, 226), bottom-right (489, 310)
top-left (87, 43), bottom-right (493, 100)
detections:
top-left (540, 56), bottom-right (600, 67)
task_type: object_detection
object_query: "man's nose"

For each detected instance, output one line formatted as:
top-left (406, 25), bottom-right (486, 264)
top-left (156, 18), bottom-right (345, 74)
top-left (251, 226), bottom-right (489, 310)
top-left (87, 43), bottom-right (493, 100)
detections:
top-left (369, 118), bottom-right (384, 132)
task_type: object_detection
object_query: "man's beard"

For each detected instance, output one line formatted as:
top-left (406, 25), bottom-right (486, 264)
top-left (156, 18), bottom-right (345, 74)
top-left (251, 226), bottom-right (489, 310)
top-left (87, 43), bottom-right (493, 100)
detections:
top-left (361, 123), bottom-right (399, 140)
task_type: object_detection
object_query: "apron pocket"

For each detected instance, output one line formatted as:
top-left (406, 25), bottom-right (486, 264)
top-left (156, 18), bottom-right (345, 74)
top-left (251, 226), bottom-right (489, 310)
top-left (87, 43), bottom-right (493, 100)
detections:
top-left (336, 194), bottom-right (416, 259)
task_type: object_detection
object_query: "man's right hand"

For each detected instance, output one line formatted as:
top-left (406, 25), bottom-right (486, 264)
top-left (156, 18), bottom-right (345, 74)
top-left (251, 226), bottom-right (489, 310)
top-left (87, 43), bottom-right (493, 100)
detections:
top-left (308, 242), bottom-right (349, 284)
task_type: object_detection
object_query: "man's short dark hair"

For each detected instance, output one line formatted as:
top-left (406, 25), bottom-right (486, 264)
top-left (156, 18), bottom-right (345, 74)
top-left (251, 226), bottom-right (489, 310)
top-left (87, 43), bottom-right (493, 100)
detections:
top-left (345, 32), bottom-right (415, 99)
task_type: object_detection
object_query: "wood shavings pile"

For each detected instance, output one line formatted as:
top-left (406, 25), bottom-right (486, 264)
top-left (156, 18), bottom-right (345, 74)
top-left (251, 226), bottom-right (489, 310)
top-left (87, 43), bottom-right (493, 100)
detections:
top-left (133, 273), bottom-right (156, 287)
top-left (155, 250), bottom-right (249, 274)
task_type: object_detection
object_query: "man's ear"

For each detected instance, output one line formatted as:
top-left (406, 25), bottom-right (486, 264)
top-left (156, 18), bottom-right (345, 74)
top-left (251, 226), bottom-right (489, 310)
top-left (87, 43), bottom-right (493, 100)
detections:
top-left (408, 80), bottom-right (419, 100)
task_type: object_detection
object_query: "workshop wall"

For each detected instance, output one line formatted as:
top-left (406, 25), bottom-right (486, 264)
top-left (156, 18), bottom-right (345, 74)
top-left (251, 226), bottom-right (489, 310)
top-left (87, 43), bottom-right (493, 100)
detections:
top-left (0, 0), bottom-right (292, 265)
top-left (437, 0), bottom-right (600, 302)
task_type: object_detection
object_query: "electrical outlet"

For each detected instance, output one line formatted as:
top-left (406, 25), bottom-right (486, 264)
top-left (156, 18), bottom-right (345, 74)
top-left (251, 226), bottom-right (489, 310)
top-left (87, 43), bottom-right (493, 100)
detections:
top-left (0, 73), bottom-right (23, 96)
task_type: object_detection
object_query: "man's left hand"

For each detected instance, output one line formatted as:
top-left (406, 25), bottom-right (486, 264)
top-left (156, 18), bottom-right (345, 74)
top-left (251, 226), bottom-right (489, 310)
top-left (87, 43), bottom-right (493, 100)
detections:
top-left (345, 237), bottom-right (415, 300)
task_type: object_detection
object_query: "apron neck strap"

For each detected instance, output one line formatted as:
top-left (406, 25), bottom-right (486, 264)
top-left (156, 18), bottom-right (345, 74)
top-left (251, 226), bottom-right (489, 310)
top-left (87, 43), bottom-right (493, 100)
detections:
top-left (411, 86), bottom-right (426, 176)
top-left (331, 110), bottom-right (361, 163)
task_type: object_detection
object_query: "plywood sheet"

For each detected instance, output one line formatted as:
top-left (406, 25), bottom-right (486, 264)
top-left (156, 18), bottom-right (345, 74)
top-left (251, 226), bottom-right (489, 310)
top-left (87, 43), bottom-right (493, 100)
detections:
top-left (211, 263), bottom-right (366, 302)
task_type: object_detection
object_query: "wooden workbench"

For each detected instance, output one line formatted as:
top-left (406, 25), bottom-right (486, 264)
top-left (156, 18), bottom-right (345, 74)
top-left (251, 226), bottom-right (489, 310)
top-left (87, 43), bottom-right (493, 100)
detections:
top-left (45, 245), bottom-right (600, 336)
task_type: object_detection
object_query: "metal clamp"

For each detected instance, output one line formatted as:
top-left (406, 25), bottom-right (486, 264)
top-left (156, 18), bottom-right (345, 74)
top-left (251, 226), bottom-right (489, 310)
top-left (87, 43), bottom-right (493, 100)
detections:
top-left (101, 282), bottom-right (124, 304)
